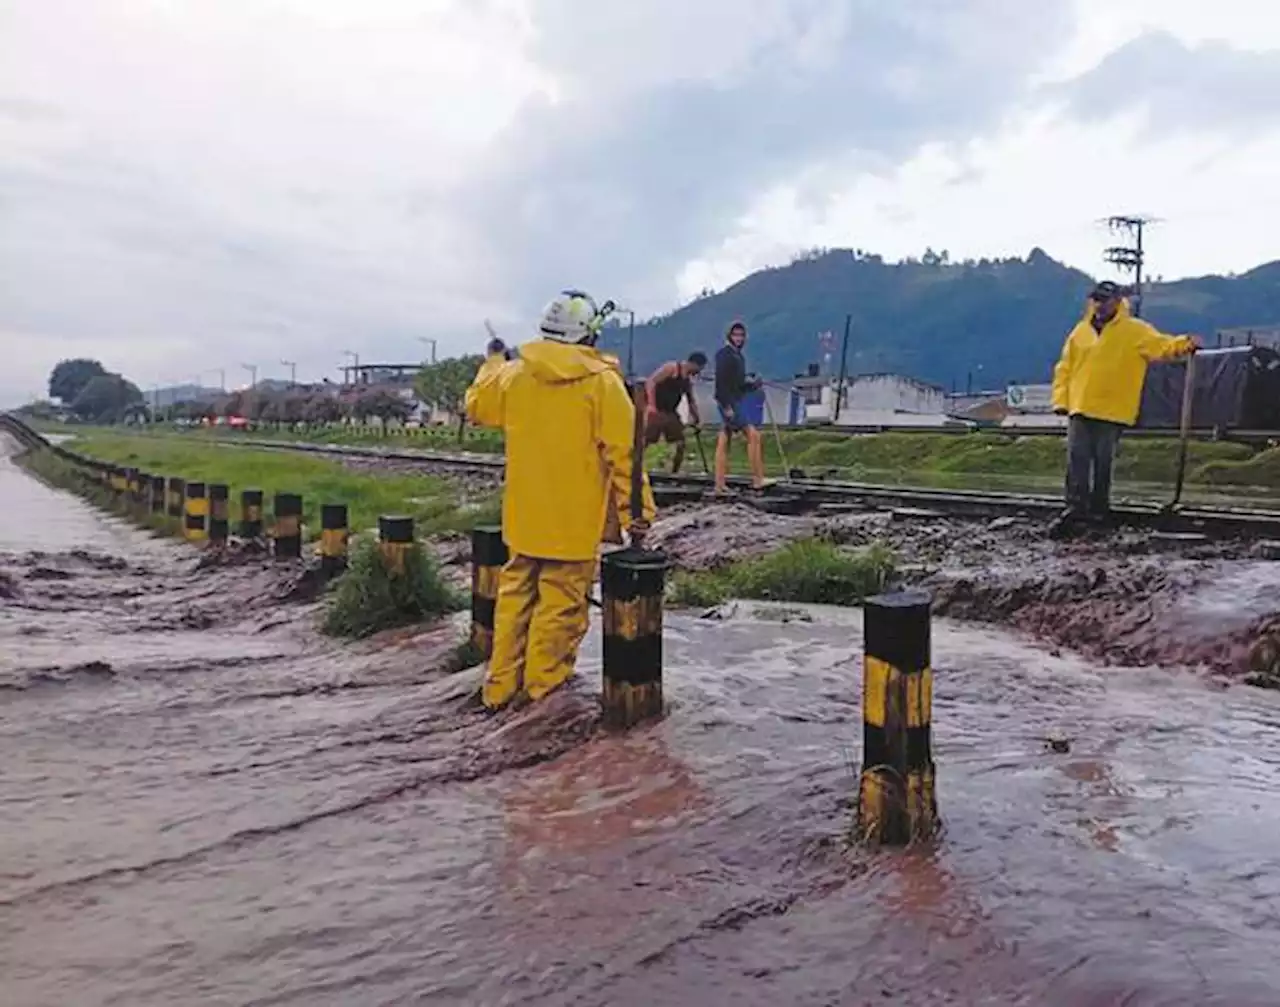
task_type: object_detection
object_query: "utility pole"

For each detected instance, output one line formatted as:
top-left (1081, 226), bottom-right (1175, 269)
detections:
top-left (832, 313), bottom-right (852, 423)
top-left (1103, 214), bottom-right (1158, 318)
top-left (417, 338), bottom-right (437, 365)
top-left (281, 359), bottom-right (297, 387)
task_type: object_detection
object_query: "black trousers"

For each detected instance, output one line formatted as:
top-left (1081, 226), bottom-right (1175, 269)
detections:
top-left (1065, 415), bottom-right (1123, 516)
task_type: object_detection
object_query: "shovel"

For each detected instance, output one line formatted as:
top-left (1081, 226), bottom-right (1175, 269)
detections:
top-left (1166, 350), bottom-right (1197, 512)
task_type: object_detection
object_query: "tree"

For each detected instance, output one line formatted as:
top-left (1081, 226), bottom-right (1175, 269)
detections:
top-left (49, 358), bottom-right (108, 405)
top-left (301, 394), bottom-right (343, 424)
top-left (352, 389), bottom-right (413, 423)
top-left (414, 354), bottom-right (483, 421)
top-left (71, 374), bottom-right (143, 424)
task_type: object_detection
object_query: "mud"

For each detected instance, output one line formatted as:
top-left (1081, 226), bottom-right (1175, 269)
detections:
top-left (646, 500), bottom-right (1280, 682)
top-left (12, 435), bottom-right (1280, 1002)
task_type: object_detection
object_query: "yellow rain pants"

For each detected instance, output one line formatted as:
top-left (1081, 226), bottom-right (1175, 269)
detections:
top-left (482, 553), bottom-right (597, 709)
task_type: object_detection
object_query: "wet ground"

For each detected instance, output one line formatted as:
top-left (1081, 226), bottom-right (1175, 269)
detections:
top-left (7, 435), bottom-right (1280, 1004)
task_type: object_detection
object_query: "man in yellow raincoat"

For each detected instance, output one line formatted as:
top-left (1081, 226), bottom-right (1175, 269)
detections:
top-left (465, 290), bottom-right (656, 711)
top-left (1050, 280), bottom-right (1197, 531)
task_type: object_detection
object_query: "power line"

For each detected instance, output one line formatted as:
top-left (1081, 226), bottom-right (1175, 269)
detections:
top-left (1101, 214), bottom-right (1160, 318)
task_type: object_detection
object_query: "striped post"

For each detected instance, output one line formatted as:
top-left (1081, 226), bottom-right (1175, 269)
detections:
top-left (469, 526), bottom-right (507, 658)
top-left (149, 475), bottom-right (166, 515)
top-left (125, 468), bottom-right (141, 512)
top-left (184, 481), bottom-right (209, 543)
top-left (166, 477), bottom-right (185, 522)
top-left (856, 589), bottom-right (939, 846)
top-left (110, 466), bottom-right (128, 500)
top-left (600, 549), bottom-right (670, 730)
top-left (378, 515), bottom-right (414, 575)
top-left (240, 488), bottom-right (264, 541)
top-left (272, 493), bottom-right (303, 559)
top-left (319, 503), bottom-right (349, 575)
top-left (208, 483), bottom-right (230, 548)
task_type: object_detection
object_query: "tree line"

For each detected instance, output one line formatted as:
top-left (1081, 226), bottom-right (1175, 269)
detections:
top-left (32, 353), bottom-right (487, 427)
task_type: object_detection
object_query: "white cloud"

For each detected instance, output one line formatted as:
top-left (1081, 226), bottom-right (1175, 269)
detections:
top-left (2, 0), bottom-right (1279, 406)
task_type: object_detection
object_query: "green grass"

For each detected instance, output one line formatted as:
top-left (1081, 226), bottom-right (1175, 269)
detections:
top-left (53, 420), bottom-right (1280, 495)
top-left (669, 539), bottom-right (896, 608)
top-left (57, 431), bottom-right (500, 540)
top-left (322, 539), bottom-right (463, 638)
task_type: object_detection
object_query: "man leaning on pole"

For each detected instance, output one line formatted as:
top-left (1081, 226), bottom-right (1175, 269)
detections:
top-left (465, 289), bottom-right (656, 711)
top-left (1050, 279), bottom-right (1198, 534)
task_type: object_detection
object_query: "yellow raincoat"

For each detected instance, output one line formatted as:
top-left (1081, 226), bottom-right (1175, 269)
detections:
top-left (1051, 299), bottom-right (1195, 426)
top-left (465, 339), bottom-right (656, 708)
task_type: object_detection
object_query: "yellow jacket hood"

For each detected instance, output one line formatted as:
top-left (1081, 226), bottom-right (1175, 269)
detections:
top-left (518, 341), bottom-right (620, 385)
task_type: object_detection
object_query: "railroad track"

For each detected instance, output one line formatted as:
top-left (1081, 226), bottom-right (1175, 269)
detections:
top-left (229, 436), bottom-right (1280, 540)
top-left (6, 415), bottom-right (1279, 540)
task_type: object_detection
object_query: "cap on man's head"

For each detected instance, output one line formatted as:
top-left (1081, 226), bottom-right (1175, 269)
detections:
top-left (1088, 280), bottom-right (1132, 302)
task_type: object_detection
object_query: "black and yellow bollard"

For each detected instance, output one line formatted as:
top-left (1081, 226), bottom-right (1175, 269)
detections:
top-left (378, 515), bottom-right (413, 575)
top-left (208, 483), bottom-right (230, 549)
top-left (856, 589), bottom-right (939, 846)
top-left (125, 468), bottom-right (141, 513)
top-left (149, 475), bottom-right (166, 516)
top-left (319, 503), bottom-right (349, 575)
top-left (272, 493), bottom-right (303, 559)
top-left (240, 488), bottom-right (264, 541)
top-left (183, 481), bottom-right (209, 543)
top-left (166, 476), bottom-right (185, 525)
top-left (600, 548), bottom-right (670, 730)
top-left (469, 525), bottom-right (507, 658)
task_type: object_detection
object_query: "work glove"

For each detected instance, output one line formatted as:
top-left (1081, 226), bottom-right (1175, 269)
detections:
top-left (745, 374), bottom-right (763, 391)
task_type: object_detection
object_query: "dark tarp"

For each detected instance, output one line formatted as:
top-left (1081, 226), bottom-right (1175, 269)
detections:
top-left (1137, 346), bottom-right (1280, 430)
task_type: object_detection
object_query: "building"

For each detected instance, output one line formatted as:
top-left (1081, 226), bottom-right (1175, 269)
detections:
top-left (340, 363), bottom-right (420, 387)
top-left (803, 373), bottom-right (962, 428)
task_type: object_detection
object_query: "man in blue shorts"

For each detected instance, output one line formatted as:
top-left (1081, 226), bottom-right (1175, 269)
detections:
top-left (713, 320), bottom-right (765, 493)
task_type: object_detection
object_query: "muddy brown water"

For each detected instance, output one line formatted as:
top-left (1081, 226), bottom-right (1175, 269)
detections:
top-left (5, 437), bottom-right (1280, 1005)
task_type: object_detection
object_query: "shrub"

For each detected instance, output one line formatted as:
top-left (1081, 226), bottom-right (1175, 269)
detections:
top-left (322, 538), bottom-right (463, 638)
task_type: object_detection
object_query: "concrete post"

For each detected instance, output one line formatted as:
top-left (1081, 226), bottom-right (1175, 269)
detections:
top-left (149, 475), bottom-right (166, 516)
top-left (272, 493), bottom-right (303, 559)
top-left (599, 548), bottom-right (670, 730)
top-left (319, 503), bottom-right (349, 575)
top-left (240, 489), bottom-right (264, 541)
top-left (184, 481), bottom-right (209, 543)
top-left (469, 525), bottom-right (507, 658)
top-left (166, 477), bottom-right (185, 523)
top-left (208, 483), bottom-right (230, 548)
top-left (856, 589), bottom-right (939, 846)
top-left (378, 515), bottom-right (414, 575)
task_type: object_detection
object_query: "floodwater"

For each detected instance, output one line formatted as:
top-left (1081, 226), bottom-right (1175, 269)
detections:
top-left (5, 435), bottom-right (1280, 1006)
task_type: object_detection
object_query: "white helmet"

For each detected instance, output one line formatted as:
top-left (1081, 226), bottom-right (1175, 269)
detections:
top-left (539, 289), bottom-right (601, 343)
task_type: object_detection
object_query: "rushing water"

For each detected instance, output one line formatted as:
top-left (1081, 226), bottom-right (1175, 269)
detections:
top-left (4, 435), bottom-right (1280, 1005)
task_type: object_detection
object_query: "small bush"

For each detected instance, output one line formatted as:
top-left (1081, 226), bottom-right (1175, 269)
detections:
top-left (322, 538), bottom-right (463, 639)
top-left (669, 539), bottom-right (895, 608)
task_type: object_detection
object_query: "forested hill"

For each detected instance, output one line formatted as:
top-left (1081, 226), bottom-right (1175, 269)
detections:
top-left (596, 248), bottom-right (1280, 388)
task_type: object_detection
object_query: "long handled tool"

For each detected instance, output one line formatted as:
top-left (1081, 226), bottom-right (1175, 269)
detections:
top-left (1168, 351), bottom-right (1197, 511)
top-left (761, 388), bottom-right (794, 482)
top-left (629, 380), bottom-right (650, 547)
top-left (692, 426), bottom-right (711, 475)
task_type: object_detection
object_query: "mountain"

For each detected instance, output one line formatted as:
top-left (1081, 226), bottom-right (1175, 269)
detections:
top-left (596, 248), bottom-right (1280, 388)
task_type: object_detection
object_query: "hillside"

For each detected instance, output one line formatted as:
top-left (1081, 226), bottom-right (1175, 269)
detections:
top-left (597, 248), bottom-right (1280, 387)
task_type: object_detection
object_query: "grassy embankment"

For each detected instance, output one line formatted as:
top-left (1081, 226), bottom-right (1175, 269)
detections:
top-left (54, 430), bottom-right (501, 540)
top-left (668, 539), bottom-right (896, 609)
top-left (99, 421), bottom-right (1280, 493)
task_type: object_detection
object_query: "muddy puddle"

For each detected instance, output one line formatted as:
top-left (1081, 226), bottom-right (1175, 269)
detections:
top-left (6, 435), bottom-right (1280, 1005)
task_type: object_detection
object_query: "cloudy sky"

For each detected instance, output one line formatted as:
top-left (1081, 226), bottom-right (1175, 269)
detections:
top-left (2, 0), bottom-right (1279, 405)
